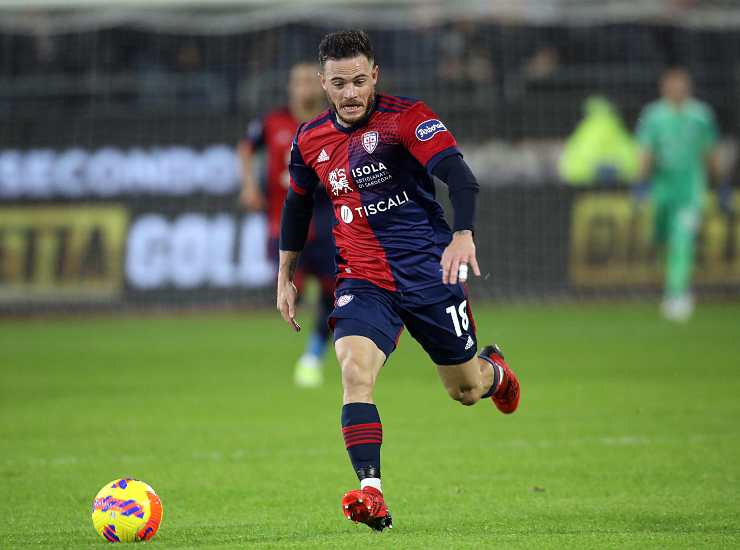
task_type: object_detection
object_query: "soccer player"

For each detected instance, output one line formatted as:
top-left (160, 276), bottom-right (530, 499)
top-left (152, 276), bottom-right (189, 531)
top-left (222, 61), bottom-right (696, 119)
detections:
top-left (636, 67), bottom-right (721, 321)
top-left (276, 30), bottom-right (521, 530)
top-left (239, 62), bottom-right (336, 387)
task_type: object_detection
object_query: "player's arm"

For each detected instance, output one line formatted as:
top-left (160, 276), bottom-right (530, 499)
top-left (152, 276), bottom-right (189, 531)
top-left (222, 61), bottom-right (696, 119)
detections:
top-left (277, 187), bottom-right (314, 332)
top-left (277, 128), bottom-right (318, 331)
top-left (703, 107), bottom-right (722, 185)
top-left (634, 106), bottom-right (656, 182)
top-left (238, 119), bottom-right (266, 210)
top-left (398, 100), bottom-right (481, 285)
top-left (633, 106), bottom-right (656, 200)
top-left (710, 146), bottom-right (734, 216)
top-left (432, 154), bottom-right (481, 285)
top-left (637, 149), bottom-right (654, 182)
top-left (705, 146), bottom-right (723, 191)
top-left (277, 249), bottom-right (302, 332)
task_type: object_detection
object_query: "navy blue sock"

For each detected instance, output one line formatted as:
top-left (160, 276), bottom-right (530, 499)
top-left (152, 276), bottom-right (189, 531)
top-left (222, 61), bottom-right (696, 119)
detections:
top-left (341, 403), bottom-right (382, 480)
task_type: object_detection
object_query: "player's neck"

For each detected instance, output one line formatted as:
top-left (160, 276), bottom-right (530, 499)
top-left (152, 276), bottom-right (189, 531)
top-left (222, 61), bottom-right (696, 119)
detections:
top-left (333, 111), bottom-right (352, 128)
top-left (666, 97), bottom-right (689, 111)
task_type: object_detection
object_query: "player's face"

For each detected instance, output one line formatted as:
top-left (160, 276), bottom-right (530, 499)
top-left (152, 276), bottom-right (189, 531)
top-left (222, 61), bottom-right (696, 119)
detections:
top-left (320, 55), bottom-right (378, 126)
top-left (661, 70), bottom-right (691, 105)
top-left (289, 64), bottom-right (323, 110)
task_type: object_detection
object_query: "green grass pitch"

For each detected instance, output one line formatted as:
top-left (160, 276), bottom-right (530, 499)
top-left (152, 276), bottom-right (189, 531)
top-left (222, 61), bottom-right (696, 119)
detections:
top-left (2, 302), bottom-right (739, 549)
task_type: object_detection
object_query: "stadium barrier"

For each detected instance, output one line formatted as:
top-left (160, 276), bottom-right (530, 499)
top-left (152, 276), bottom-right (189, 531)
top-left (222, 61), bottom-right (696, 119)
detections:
top-left (2, 170), bottom-right (738, 312)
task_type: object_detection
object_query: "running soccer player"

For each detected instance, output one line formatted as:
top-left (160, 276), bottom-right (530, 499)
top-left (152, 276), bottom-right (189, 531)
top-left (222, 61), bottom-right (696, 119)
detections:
top-left (636, 67), bottom-right (721, 321)
top-left (276, 30), bottom-right (521, 531)
top-left (239, 62), bottom-right (335, 388)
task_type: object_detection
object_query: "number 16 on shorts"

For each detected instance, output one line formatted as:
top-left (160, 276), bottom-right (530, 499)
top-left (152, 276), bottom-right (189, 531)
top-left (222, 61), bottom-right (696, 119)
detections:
top-left (446, 300), bottom-right (469, 337)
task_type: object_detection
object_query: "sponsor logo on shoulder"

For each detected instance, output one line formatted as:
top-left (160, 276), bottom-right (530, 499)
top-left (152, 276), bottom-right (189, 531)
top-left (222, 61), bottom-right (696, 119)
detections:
top-left (362, 131), bottom-right (379, 154)
top-left (317, 148), bottom-right (330, 163)
top-left (415, 119), bottom-right (447, 141)
top-left (337, 294), bottom-right (354, 307)
top-left (465, 335), bottom-right (475, 350)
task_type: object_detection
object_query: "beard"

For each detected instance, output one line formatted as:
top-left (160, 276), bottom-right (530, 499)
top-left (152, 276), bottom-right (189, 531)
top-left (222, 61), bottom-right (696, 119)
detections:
top-left (331, 90), bottom-right (376, 126)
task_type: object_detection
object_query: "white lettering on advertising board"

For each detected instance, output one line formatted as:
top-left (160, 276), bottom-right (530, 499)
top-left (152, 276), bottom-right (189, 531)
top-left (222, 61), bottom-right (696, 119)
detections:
top-left (126, 213), bottom-right (274, 289)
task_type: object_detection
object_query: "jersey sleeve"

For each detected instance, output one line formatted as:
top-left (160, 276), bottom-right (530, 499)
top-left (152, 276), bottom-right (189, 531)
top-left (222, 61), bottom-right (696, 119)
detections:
top-left (635, 107), bottom-right (658, 152)
top-left (399, 101), bottom-right (460, 173)
top-left (288, 126), bottom-right (319, 196)
top-left (244, 117), bottom-right (265, 148)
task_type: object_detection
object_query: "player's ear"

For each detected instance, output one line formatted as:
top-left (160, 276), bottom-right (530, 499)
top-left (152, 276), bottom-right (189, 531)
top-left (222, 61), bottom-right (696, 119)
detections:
top-left (371, 63), bottom-right (379, 84)
top-left (318, 70), bottom-right (327, 90)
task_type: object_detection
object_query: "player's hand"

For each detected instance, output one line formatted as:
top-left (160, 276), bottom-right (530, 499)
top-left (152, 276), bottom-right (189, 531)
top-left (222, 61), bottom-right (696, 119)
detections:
top-left (240, 183), bottom-right (265, 211)
top-left (441, 230), bottom-right (481, 285)
top-left (276, 279), bottom-right (301, 332)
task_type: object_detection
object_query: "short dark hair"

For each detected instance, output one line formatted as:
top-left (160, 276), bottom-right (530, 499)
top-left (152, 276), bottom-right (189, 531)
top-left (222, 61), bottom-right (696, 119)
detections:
top-left (318, 30), bottom-right (374, 68)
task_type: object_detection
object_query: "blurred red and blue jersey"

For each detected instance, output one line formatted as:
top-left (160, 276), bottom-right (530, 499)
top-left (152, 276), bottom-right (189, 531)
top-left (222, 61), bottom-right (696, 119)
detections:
top-left (245, 107), bottom-right (333, 243)
top-left (288, 94), bottom-right (459, 292)
top-left (244, 108), bottom-right (295, 240)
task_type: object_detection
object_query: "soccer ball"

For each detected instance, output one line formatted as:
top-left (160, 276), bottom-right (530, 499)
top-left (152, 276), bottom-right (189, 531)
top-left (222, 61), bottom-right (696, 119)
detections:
top-left (91, 478), bottom-right (163, 543)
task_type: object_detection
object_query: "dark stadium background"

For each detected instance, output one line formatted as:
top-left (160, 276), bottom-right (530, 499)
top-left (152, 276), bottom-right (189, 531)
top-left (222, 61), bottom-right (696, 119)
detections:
top-left (1, 3), bottom-right (739, 548)
top-left (1, 0), bottom-right (739, 311)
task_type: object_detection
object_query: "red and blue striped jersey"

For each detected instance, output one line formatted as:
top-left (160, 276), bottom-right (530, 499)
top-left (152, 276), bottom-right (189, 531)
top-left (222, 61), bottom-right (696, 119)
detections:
top-left (288, 94), bottom-right (460, 292)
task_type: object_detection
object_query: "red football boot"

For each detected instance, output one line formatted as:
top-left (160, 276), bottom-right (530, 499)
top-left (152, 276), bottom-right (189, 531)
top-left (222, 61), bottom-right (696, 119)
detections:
top-left (341, 486), bottom-right (393, 532)
top-left (479, 344), bottom-right (520, 414)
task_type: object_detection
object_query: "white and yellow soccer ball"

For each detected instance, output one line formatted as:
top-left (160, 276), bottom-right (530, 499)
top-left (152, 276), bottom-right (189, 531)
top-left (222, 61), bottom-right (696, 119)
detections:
top-left (91, 478), bottom-right (163, 543)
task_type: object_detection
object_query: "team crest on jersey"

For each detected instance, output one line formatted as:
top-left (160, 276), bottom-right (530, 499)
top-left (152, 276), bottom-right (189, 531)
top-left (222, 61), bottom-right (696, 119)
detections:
top-left (362, 131), bottom-right (379, 154)
top-left (336, 294), bottom-right (354, 307)
top-left (329, 167), bottom-right (352, 196)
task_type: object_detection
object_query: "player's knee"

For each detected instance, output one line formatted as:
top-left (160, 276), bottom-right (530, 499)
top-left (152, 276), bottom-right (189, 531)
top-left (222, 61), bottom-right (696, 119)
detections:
top-left (339, 356), bottom-right (374, 398)
top-left (459, 390), bottom-right (480, 406)
top-left (335, 336), bottom-right (384, 403)
top-left (447, 385), bottom-right (480, 406)
top-left (341, 359), bottom-right (368, 387)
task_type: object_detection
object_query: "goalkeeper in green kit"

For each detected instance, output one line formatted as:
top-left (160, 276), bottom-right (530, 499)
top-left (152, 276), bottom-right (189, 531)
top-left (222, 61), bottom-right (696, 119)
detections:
top-left (635, 67), bottom-right (722, 321)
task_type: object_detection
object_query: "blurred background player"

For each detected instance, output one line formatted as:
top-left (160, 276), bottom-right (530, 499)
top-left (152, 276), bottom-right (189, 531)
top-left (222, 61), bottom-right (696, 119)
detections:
top-left (635, 67), bottom-right (721, 322)
top-left (239, 62), bottom-right (336, 387)
top-left (559, 95), bottom-right (640, 186)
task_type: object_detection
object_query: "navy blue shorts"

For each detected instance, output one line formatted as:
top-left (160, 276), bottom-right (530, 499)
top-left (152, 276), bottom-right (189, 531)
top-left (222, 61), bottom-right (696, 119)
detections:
top-left (329, 279), bottom-right (478, 366)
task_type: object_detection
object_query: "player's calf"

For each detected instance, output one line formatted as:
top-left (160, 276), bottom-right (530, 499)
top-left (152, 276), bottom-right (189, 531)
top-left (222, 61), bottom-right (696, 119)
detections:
top-left (437, 353), bottom-right (494, 406)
